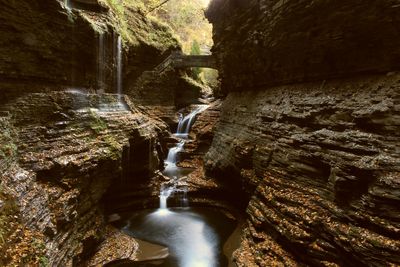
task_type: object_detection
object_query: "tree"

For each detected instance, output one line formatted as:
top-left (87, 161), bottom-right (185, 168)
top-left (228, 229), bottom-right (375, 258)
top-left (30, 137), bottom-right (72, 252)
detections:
top-left (190, 40), bottom-right (201, 80)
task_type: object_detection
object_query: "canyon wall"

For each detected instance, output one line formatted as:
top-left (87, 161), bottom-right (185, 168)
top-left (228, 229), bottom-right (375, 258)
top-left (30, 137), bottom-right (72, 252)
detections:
top-left (0, 0), bottom-right (96, 103)
top-left (0, 0), bottom-right (179, 104)
top-left (0, 92), bottom-right (166, 265)
top-left (205, 0), bottom-right (400, 266)
top-left (207, 0), bottom-right (400, 93)
top-left (0, 0), bottom-right (179, 264)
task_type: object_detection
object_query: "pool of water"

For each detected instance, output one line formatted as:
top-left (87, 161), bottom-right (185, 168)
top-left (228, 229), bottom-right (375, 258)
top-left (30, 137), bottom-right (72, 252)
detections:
top-left (121, 207), bottom-right (237, 267)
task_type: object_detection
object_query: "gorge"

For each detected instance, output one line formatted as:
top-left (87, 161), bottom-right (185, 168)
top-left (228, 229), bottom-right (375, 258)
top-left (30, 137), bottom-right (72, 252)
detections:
top-left (1, 0), bottom-right (399, 266)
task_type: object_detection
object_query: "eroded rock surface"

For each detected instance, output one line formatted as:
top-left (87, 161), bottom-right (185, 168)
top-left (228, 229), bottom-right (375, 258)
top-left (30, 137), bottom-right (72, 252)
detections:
top-left (87, 225), bottom-right (138, 266)
top-left (207, 0), bottom-right (400, 93)
top-left (1, 92), bottom-right (165, 266)
top-left (205, 75), bottom-right (400, 266)
top-left (205, 0), bottom-right (400, 265)
top-left (128, 69), bottom-right (208, 127)
top-left (0, 0), bottom-right (179, 103)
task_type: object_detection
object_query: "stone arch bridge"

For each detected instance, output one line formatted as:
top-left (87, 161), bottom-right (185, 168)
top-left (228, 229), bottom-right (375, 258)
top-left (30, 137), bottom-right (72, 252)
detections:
top-left (155, 51), bottom-right (217, 73)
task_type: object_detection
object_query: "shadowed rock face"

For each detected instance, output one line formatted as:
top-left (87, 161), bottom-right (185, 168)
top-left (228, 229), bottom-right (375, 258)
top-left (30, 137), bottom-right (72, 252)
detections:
top-left (1, 92), bottom-right (166, 266)
top-left (207, 0), bottom-right (400, 94)
top-left (0, 0), bottom-right (179, 104)
top-left (0, 0), bottom-right (98, 103)
top-left (205, 0), bottom-right (400, 265)
top-left (205, 74), bottom-right (400, 266)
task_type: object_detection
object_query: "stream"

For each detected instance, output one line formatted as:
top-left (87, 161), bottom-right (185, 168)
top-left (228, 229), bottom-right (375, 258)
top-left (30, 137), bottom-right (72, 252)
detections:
top-left (114, 105), bottom-right (238, 267)
top-left (122, 207), bottom-right (236, 267)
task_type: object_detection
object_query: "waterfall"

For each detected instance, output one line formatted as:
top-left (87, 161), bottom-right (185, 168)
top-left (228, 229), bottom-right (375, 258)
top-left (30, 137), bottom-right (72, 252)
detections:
top-left (116, 35), bottom-right (122, 99)
top-left (158, 184), bottom-right (176, 215)
top-left (165, 140), bottom-right (185, 168)
top-left (64, 0), bottom-right (71, 9)
top-left (97, 33), bottom-right (105, 93)
top-left (181, 188), bottom-right (189, 207)
top-left (176, 113), bottom-right (184, 133)
top-left (175, 105), bottom-right (209, 137)
top-left (64, 0), bottom-right (73, 20)
top-left (159, 105), bottom-right (209, 211)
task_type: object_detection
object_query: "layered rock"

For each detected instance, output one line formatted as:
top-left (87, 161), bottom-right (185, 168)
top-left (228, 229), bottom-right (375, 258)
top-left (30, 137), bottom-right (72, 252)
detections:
top-left (127, 69), bottom-right (207, 127)
top-left (205, 74), bottom-right (400, 266)
top-left (179, 100), bottom-right (222, 168)
top-left (0, 0), bottom-right (179, 104)
top-left (207, 0), bottom-right (400, 93)
top-left (205, 0), bottom-right (400, 265)
top-left (0, 0), bottom-right (97, 103)
top-left (0, 92), bottom-right (166, 266)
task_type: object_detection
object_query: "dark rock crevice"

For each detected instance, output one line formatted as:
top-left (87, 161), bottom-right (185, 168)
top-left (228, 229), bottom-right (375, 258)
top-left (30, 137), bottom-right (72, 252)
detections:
top-left (207, 0), bottom-right (400, 94)
top-left (204, 71), bottom-right (400, 265)
top-left (0, 92), bottom-right (170, 266)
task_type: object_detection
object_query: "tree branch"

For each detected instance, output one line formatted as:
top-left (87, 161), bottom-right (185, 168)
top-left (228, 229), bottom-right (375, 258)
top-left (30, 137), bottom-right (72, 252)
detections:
top-left (147, 0), bottom-right (172, 14)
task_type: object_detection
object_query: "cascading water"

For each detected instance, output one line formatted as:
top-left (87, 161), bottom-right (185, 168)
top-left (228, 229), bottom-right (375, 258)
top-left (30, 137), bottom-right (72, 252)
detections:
top-left (160, 186), bottom-right (175, 210)
top-left (165, 141), bottom-right (185, 169)
top-left (176, 105), bottom-right (209, 136)
top-left (97, 32), bottom-right (105, 93)
top-left (64, 0), bottom-right (71, 9)
top-left (159, 105), bottom-right (209, 211)
top-left (116, 35), bottom-right (123, 99)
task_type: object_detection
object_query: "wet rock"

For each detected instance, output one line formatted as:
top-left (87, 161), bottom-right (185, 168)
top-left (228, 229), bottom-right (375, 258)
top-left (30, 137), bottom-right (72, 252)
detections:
top-left (1, 92), bottom-right (166, 266)
top-left (205, 1), bottom-right (400, 264)
top-left (206, 0), bottom-right (400, 94)
top-left (178, 100), bottom-right (222, 168)
top-left (0, 0), bottom-right (179, 104)
top-left (127, 69), bottom-right (207, 127)
top-left (205, 74), bottom-right (400, 266)
top-left (87, 226), bottom-right (139, 266)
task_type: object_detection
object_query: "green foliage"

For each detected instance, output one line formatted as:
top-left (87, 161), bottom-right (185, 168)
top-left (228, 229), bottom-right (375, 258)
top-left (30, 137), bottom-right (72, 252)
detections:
top-left (190, 39), bottom-right (201, 55)
top-left (149, 0), bottom-right (213, 53)
top-left (190, 39), bottom-right (202, 80)
top-left (103, 136), bottom-right (122, 160)
top-left (200, 68), bottom-right (220, 95)
top-left (97, 0), bottom-right (179, 50)
top-left (147, 1), bottom-right (219, 87)
top-left (0, 118), bottom-right (18, 171)
top-left (39, 255), bottom-right (49, 267)
top-left (88, 110), bottom-right (108, 134)
top-left (0, 186), bottom-right (19, 245)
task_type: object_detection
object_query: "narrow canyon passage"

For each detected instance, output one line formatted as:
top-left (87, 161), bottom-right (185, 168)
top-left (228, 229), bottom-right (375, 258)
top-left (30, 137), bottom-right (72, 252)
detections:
top-left (0, 0), bottom-right (399, 267)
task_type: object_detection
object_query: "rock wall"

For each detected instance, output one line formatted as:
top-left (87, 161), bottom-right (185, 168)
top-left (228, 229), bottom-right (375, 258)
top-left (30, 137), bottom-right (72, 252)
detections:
top-left (0, 0), bottom-right (179, 104)
top-left (205, 0), bottom-right (400, 265)
top-left (207, 0), bottom-right (400, 93)
top-left (0, 0), bottom-right (96, 103)
top-left (0, 92), bottom-right (165, 266)
top-left (205, 74), bottom-right (400, 266)
top-left (128, 69), bottom-right (206, 127)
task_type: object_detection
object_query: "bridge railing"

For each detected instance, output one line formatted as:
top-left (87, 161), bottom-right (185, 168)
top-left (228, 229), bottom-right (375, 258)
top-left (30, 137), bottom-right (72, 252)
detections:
top-left (154, 51), bottom-right (217, 73)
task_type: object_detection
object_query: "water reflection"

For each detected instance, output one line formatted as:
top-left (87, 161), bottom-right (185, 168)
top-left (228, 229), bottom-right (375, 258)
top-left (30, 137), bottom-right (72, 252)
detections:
top-left (122, 208), bottom-right (236, 267)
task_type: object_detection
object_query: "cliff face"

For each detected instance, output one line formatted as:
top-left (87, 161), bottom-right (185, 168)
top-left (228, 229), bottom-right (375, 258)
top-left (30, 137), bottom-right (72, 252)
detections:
top-left (205, 0), bottom-right (400, 265)
top-left (206, 75), bottom-right (400, 266)
top-left (127, 69), bottom-right (206, 127)
top-left (0, 0), bottom-right (179, 104)
top-left (207, 0), bottom-right (400, 93)
top-left (0, 0), bottom-right (96, 103)
top-left (0, 92), bottom-right (165, 266)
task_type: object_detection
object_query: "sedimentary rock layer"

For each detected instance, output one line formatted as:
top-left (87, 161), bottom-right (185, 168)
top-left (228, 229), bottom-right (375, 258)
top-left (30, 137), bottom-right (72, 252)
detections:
top-left (0, 0), bottom-right (178, 103)
top-left (206, 0), bottom-right (400, 265)
top-left (1, 92), bottom-right (165, 265)
top-left (205, 74), bottom-right (400, 266)
top-left (207, 0), bottom-right (400, 93)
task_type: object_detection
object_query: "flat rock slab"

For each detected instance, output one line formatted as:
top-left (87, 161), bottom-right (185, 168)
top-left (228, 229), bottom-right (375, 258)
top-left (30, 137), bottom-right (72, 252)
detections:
top-left (88, 226), bottom-right (139, 266)
top-left (136, 239), bottom-right (169, 262)
top-left (88, 225), bottom-right (169, 266)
